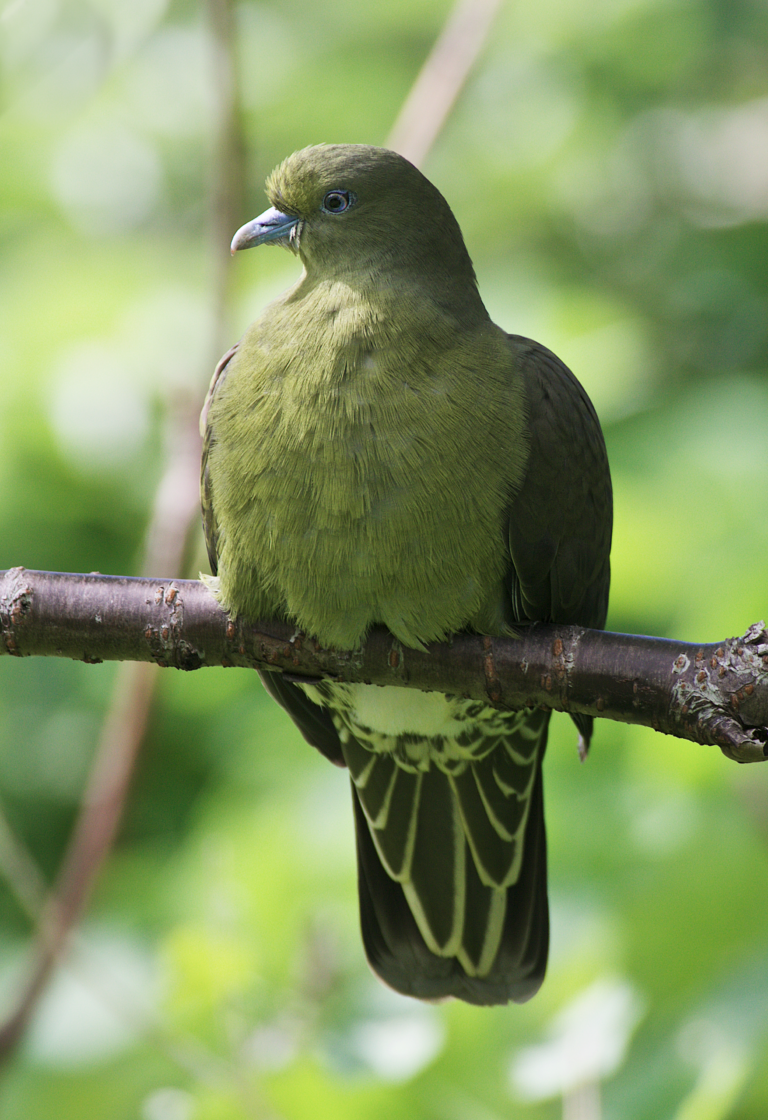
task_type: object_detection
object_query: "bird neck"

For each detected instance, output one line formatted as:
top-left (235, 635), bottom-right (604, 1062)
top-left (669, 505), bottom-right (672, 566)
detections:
top-left (293, 258), bottom-right (489, 332)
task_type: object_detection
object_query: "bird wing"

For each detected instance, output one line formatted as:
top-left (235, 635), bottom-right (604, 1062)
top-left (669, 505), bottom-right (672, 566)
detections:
top-left (200, 342), bottom-right (240, 577)
top-left (505, 335), bottom-right (612, 632)
top-left (260, 671), bottom-right (345, 768)
top-left (504, 335), bottom-right (612, 753)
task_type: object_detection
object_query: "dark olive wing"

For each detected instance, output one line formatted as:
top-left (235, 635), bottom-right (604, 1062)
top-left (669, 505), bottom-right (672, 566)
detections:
top-left (260, 672), bottom-right (345, 768)
top-left (505, 334), bottom-right (612, 632)
top-left (200, 342), bottom-right (240, 576)
top-left (504, 335), bottom-right (612, 752)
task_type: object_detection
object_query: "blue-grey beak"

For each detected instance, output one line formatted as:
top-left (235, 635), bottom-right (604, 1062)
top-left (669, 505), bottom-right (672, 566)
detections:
top-left (230, 207), bottom-right (299, 254)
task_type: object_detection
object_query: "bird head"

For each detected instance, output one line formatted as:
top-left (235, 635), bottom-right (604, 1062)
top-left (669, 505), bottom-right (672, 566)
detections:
top-left (230, 144), bottom-right (478, 291)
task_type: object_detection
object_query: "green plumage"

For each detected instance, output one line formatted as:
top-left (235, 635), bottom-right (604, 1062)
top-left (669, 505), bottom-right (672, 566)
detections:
top-left (201, 144), bottom-right (612, 1005)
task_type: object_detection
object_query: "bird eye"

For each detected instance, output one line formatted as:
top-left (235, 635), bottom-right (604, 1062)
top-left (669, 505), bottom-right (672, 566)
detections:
top-left (322, 190), bottom-right (354, 214)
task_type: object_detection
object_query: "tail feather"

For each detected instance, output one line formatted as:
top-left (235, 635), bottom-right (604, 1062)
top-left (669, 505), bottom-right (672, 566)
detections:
top-left (262, 672), bottom-right (551, 1004)
top-left (348, 747), bottom-right (399, 829)
top-left (474, 727), bottom-right (543, 828)
top-left (457, 859), bottom-right (507, 977)
top-left (368, 766), bottom-right (423, 880)
top-left (343, 733), bottom-right (378, 787)
top-left (490, 760), bottom-right (549, 998)
top-left (450, 765), bottom-right (521, 886)
top-left (354, 791), bottom-right (461, 1000)
top-left (348, 713), bottom-right (550, 1005)
top-left (402, 767), bottom-right (465, 954)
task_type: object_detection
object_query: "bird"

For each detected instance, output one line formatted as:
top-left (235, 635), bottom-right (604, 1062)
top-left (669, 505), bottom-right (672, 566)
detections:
top-left (200, 144), bottom-right (612, 1006)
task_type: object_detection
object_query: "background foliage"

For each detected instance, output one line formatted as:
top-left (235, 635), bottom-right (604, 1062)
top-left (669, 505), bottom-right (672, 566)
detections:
top-left (1, 0), bottom-right (768, 1116)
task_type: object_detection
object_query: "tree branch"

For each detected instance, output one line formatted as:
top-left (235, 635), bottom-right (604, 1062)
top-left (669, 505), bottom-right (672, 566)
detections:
top-left (2, 568), bottom-right (766, 765)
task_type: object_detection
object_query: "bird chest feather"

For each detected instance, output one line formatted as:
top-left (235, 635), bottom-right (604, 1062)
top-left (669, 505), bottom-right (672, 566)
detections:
top-left (205, 280), bottom-right (529, 648)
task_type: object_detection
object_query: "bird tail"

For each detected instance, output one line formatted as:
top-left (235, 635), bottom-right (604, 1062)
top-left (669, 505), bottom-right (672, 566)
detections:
top-left (345, 710), bottom-right (550, 1006)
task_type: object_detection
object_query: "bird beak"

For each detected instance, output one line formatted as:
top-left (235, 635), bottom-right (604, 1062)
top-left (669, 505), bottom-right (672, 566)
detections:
top-left (230, 207), bottom-right (299, 254)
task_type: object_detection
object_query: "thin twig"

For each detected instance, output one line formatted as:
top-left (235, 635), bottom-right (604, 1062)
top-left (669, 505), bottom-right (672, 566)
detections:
top-left (207, 0), bottom-right (247, 360)
top-left (386, 0), bottom-right (503, 167)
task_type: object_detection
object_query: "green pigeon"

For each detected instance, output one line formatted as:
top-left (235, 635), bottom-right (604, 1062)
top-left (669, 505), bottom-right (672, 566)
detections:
top-left (200, 144), bottom-right (612, 1005)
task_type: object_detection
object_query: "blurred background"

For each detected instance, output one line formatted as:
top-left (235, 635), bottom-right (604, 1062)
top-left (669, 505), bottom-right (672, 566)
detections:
top-left (1, 0), bottom-right (768, 1116)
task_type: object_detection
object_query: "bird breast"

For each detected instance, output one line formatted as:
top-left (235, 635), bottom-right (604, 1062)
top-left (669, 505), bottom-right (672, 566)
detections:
top-left (207, 288), bottom-right (529, 649)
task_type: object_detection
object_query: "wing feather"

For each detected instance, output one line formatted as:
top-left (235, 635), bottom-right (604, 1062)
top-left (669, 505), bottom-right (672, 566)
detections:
top-left (505, 335), bottom-right (611, 633)
top-left (200, 342), bottom-right (240, 577)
